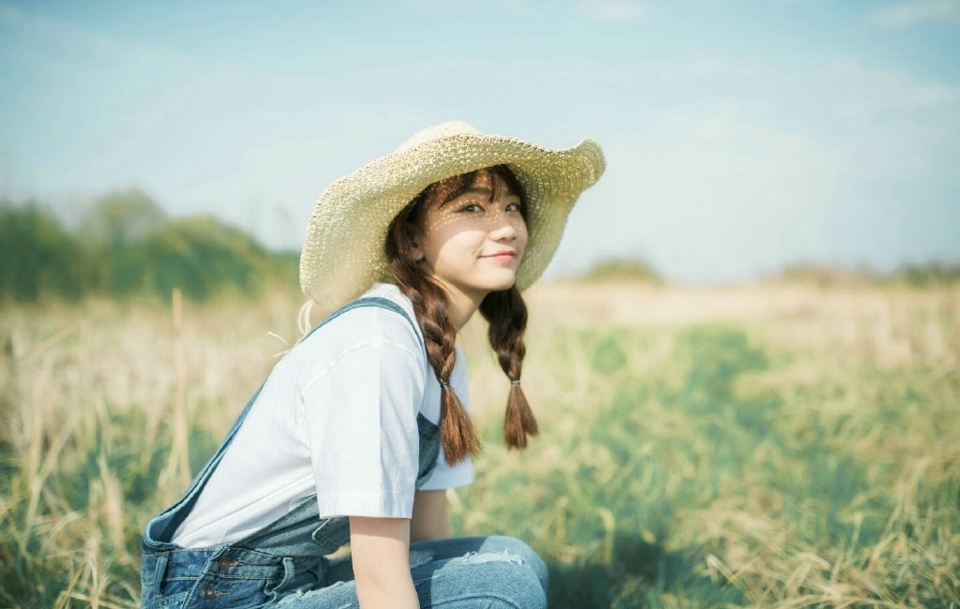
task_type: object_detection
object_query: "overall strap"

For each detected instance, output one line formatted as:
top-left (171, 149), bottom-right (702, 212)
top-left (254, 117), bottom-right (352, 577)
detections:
top-left (143, 296), bottom-right (421, 547)
top-left (301, 297), bottom-right (423, 350)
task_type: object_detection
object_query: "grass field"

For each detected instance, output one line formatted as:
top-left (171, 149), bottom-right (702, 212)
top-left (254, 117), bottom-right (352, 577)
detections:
top-left (1, 281), bottom-right (958, 608)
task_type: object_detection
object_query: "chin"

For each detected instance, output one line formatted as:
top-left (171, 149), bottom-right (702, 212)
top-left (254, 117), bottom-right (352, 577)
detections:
top-left (483, 275), bottom-right (518, 293)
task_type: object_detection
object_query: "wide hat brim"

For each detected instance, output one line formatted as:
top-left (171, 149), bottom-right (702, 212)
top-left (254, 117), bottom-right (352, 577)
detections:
top-left (300, 122), bottom-right (606, 317)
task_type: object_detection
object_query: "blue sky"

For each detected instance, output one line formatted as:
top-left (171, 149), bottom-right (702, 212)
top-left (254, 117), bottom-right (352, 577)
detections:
top-left (2, 0), bottom-right (958, 284)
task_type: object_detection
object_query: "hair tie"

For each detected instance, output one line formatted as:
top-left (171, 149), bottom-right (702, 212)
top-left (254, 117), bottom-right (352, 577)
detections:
top-left (510, 379), bottom-right (521, 386)
top-left (440, 381), bottom-right (450, 389)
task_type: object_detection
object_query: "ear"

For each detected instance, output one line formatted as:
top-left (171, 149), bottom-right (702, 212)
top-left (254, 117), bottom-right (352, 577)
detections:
top-left (406, 223), bottom-right (426, 263)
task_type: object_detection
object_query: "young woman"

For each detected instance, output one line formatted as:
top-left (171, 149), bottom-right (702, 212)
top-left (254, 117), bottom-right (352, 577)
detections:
top-left (139, 121), bottom-right (605, 609)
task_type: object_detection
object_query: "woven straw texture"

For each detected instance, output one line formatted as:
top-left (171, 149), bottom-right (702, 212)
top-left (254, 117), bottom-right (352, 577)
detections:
top-left (300, 121), bottom-right (606, 317)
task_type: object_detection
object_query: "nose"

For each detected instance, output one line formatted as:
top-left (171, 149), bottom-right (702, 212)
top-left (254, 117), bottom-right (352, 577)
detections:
top-left (488, 213), bottom-right (522, 241)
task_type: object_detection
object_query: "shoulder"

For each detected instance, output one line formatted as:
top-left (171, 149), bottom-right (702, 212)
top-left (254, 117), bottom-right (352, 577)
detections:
top-left (348, 283), bottom-right (422, 352)
top-left (297, 283), bottom-right (422, 360)
top-left (289, 290), bottom-right (427, 393)
top-left (357, 283), bottom-right (419, 331)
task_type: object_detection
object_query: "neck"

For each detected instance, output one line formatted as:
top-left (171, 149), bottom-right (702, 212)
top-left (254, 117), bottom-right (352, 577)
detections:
top-left (436, 281), bottom-right (485, 332)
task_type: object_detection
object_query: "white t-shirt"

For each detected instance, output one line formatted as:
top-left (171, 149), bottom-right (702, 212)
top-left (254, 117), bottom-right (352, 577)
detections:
top-left (171, 283), bottom-right (473, 548)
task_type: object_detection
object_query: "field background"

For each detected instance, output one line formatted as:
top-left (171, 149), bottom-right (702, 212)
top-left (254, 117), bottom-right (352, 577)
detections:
top-left (1, 280), bottom-right (958, 608)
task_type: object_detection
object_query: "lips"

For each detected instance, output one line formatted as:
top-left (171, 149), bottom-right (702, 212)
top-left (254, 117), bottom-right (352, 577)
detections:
top-left (484, 250), bottom-right (518, 262)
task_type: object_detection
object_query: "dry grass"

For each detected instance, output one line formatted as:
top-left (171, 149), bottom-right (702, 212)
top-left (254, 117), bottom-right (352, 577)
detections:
top-left (1, 282), bottom-right (957, 607)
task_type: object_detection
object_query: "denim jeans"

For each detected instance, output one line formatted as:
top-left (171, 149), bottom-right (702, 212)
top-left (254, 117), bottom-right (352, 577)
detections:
top-left (139, 298), bottom-right (547, 608)
top-left (140, 535), bottom-right (547, 608)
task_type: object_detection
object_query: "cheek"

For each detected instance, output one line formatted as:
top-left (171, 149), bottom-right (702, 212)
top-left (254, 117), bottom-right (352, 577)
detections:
top-left (516, 221), bottom-right (530, 251)
top-left (425, 225), bottom-right (483, 265)
top-left (419, 220), bottom-right (455, 257)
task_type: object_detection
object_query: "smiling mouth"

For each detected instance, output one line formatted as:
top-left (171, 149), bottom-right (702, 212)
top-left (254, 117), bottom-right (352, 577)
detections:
top-left (484, 252), bottom-right (518, 261)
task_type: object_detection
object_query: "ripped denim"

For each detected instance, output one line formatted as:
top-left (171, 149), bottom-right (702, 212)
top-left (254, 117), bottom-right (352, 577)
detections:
top-left (278, 535), bottom-right (547, 608)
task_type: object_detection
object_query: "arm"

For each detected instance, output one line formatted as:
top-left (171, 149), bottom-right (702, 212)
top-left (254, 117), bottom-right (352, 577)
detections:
top-left (349, 516), bottom-right (419, 609)
top-left (410, 490), bottom-right (450, 542)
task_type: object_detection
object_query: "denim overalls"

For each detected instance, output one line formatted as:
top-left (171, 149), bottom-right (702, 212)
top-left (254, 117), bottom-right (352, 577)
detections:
top-left (139, 297), bottom-right (441, 608)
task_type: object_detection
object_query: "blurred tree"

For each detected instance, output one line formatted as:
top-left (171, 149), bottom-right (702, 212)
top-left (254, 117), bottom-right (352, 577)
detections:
top-left (118, 214), bottom-right (272, 300)
top-left (2, 191), bottom-right (298, 303)
top-left (0, 201), bottom-right (90, 302)
top-left (582, 256), bottom-right (663, 284)
top-left (79, 189), bottom-right (167, 249)
top-left (889, 262), bottom-right (960, 288)
top-left (77, 189), bottom-right (167, 294)
top-left (768, 263), bottom-right (879, 288)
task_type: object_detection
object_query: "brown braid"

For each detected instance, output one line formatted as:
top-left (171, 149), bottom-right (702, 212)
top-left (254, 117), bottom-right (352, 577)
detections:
top-left (383, 165), bottom-right (536, 464)
top-left (479, 287), bottom-right (538, 448)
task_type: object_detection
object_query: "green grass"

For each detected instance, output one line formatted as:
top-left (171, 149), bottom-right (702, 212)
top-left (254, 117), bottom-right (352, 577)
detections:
top-left (1, 285), bottom-right (958, 607)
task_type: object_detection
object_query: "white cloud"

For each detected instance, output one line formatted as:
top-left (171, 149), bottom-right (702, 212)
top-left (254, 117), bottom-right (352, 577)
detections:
top-left (685, 56), bottom-right (774, 79)
top-left (872, 0), bottom-right (960, 27)
top-left (0, 3), bottom-right (190, 69)
top-left (811, 62), bottom-right (960, 115)
top-left (579, 0), bottom-right (648, 23)
top-left (904, 82), bottom-right (960, 106)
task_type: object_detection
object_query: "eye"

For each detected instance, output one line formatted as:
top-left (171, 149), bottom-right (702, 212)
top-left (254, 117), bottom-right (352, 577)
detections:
top-left (460, 202), bottom-right (484, 213)
top-left (505, 202), bottom-right (523, 213)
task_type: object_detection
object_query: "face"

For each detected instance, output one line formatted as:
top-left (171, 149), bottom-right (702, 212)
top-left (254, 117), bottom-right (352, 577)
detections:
top-left (409, 170), bottom-right (528, 304)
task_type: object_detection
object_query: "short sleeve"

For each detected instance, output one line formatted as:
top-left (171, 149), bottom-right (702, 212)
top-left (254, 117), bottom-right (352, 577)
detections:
top-left (418, 448), bottom-right (473, 490)
top-left (299, 308), bottom-right (427, 519)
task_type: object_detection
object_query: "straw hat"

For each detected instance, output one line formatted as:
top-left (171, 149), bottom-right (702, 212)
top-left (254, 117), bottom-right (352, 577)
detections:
top-left (300, 121), bottom-right (606, 316)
